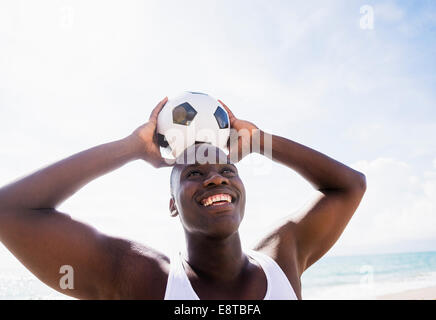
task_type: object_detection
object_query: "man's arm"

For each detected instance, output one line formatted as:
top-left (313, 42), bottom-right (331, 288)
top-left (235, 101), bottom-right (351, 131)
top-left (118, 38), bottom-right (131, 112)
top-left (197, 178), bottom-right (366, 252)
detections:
top-left (0, 97), bottom-right (172, 299)
top-left (219, 101), bottom-right (366, 277)
top-left (255, 132), bottom-right (366, 275)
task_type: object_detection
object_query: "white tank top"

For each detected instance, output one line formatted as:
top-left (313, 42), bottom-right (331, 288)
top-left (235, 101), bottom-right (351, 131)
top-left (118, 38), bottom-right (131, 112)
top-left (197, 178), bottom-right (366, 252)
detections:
top-left (164, 249), bottom-right (298, 300)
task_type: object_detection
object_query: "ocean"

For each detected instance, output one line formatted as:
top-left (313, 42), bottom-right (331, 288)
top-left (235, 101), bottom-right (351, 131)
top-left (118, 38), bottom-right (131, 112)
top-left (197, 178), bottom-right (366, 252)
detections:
top-left (301, 250), bottom-right (436, 299)
top-left (1, 250), bottom-right (436, 299)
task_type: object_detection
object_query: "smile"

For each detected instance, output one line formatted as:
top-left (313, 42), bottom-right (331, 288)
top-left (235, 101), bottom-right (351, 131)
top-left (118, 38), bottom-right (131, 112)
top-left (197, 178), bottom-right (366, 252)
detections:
top-left (200, 193), bottom-right (233, 207)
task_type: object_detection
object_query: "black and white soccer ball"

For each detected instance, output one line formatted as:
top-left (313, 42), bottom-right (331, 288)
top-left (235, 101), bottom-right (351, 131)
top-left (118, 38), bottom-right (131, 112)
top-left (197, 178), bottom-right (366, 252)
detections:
top-left (156, 92), bottom-right (230, 158)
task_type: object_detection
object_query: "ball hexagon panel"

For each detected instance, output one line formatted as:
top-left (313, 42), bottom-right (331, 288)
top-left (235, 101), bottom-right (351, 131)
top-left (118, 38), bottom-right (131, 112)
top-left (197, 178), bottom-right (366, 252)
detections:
top-left (157, 133), bottom-right (169, 148)
top-left (213, 106), bottom-right (229, 129)
top-left (172, 102), bottom-right (198, 126)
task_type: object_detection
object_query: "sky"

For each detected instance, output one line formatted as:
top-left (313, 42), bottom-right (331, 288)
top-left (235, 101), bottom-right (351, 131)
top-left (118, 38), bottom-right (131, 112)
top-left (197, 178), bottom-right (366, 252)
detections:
top-left (0, 0), bottom-right (435, 277)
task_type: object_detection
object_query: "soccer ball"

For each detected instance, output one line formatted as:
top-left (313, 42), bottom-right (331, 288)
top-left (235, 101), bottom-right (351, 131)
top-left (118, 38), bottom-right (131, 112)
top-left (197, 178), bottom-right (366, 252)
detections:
top-left (156, 91), bottom-right (230, 159)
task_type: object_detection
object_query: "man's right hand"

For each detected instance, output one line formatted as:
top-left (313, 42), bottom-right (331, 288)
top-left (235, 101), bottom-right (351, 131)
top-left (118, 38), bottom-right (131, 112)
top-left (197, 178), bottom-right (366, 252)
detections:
top-left (130, 97), bottom-right (174, 168)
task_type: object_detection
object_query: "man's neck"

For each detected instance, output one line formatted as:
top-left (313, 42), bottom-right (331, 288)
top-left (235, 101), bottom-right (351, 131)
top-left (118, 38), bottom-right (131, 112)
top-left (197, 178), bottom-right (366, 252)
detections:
top-left (183, 231), bottom-right (248, 283)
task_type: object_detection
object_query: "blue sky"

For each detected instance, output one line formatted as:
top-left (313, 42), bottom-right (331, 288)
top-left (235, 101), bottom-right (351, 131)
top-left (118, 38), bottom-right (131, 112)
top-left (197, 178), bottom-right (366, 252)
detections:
top-left (0, 0), bottom-right (435, 274)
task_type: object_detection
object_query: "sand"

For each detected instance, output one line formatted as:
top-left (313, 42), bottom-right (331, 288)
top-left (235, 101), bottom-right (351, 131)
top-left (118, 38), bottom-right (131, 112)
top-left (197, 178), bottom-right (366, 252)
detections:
top-left (377, 286), bottom-right (436, 300)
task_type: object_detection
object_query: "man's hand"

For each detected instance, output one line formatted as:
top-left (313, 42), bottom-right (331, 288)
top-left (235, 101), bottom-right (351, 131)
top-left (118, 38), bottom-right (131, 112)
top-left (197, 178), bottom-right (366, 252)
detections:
top-left (218, 100), bottom-right (260, 163)
top-left (130, 97), bottom-right (174, 168)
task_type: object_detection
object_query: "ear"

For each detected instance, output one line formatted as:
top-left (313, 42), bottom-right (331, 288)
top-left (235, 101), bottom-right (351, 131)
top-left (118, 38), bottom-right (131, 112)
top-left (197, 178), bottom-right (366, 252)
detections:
top-left (169, 197), bottom-right (178, 217)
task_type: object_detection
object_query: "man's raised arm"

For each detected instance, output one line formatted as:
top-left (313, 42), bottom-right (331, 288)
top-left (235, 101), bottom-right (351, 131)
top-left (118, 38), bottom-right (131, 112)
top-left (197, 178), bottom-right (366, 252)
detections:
top-left (219, 100), bottom-right (366, 277)
top-left (258, 132), bottom-right (366, 275)
top-left (0, 97), bottom-right (172, 299)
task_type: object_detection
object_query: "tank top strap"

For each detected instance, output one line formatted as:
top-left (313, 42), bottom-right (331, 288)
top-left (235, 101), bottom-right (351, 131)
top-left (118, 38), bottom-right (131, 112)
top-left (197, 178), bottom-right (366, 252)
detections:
top-left (246, 249), bottom-right (298, 300)
top-left (164, 251), bottom-right (199, 300)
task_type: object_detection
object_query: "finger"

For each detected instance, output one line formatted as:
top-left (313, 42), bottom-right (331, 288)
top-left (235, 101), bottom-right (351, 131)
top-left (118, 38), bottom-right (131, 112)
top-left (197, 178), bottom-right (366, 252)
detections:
top-left (149, 96), bottom-right (168, 122)
top-left (218, 99), bottom-right (236, 120)
top-left (157, 156), bottom-right (176, 168)
top-left (149, 96), bottom-right (168, 120)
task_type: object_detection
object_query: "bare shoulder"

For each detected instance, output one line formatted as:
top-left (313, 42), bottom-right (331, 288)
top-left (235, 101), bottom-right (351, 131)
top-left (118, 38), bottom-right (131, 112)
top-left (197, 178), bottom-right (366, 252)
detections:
top-left (104, 237), bottom-right (170, 299)
top-left (251, 218), bottom-right (302, 299)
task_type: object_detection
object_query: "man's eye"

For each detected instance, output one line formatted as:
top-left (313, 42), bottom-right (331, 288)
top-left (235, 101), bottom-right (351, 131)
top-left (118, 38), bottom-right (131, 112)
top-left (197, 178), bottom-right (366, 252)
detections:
top-left (222, 168), bottom-right (235, 174)
top-left (188, 171), bottom-right (202, 177)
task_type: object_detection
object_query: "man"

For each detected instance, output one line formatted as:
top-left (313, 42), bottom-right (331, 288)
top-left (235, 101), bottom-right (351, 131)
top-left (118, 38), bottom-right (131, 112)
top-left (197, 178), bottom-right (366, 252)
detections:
top-left (0, 97), bottom-right (366, 299)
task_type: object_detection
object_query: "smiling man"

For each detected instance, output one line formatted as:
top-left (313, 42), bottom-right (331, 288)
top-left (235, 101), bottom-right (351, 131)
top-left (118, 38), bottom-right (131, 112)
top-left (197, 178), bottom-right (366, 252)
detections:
top-left (0, 97), bottom-right (366, 300)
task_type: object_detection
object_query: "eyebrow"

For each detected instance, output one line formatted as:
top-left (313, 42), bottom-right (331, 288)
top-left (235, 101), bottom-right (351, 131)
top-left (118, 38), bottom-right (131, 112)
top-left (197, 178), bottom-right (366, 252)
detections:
top-left (180, 163), bottom-right (237, 175)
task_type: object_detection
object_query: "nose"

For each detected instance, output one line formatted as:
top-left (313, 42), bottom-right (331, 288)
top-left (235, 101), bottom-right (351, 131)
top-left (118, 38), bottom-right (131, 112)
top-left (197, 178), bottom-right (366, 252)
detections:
top-left (203, 172), bottom-right (229, 187)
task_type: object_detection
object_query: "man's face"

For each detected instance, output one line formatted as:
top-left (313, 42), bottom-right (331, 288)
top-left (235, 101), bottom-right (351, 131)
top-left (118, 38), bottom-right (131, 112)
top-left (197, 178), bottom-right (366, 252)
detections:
top-left (170, 144), bottom-right (246, 239)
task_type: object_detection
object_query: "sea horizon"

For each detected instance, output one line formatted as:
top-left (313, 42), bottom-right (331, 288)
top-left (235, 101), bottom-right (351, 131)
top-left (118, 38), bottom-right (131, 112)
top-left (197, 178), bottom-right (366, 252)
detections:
top-left (301, 250), bottom-right (436, 299)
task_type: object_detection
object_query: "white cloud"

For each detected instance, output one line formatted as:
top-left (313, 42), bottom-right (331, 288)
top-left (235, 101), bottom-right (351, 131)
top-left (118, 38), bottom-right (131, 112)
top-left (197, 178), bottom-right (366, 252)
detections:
top-left (332, 157), bottom-right (436, 255)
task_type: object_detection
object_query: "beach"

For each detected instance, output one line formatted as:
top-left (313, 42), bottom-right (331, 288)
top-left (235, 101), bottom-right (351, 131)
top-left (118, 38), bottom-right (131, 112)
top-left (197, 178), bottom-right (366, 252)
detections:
top-left (377, 286), bottom-right (436, 300)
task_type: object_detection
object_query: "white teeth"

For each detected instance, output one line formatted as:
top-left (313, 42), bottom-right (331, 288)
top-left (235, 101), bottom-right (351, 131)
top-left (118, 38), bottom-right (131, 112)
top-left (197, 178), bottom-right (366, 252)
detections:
top-left (202, 193), bottom-right (232, 206)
